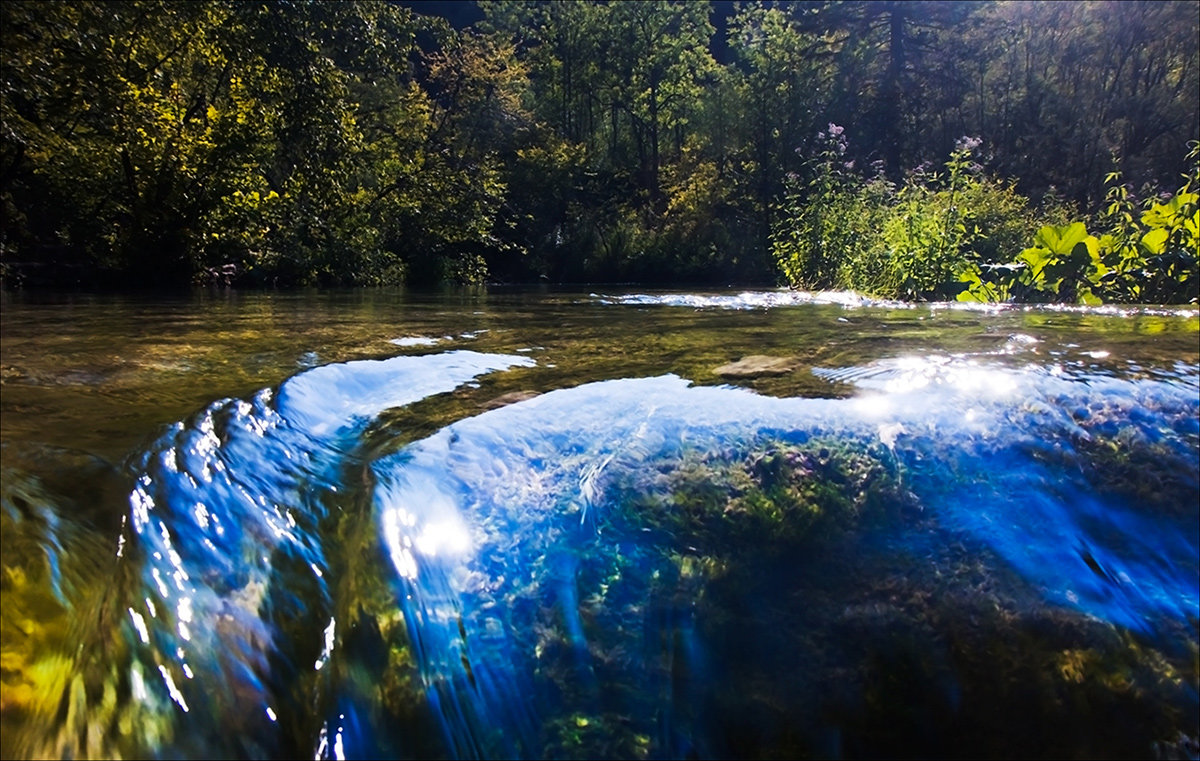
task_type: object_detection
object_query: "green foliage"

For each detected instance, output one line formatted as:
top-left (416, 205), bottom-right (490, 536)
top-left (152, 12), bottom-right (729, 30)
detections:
top-left (771, 125), bottom-right (859, 291)
top-left (959, 143), bottom-right (1199, 305)
top-left (480, 0), bottom-right (762, 284)
top-left (0, 1), bottom-right (515, 287)
top-left (1021, 223), bottom-right (1104, 304)
top-left (877, 140), bottom-right (985, 300)
top-left (970, 1), bottom-right (1199, 209)
top-left (773, 129), bottom-right (1194, 305)
top-left (1, 0), bottom-right (1196, 295)
top-left (1092, 145), bottom-right (1200, 304)
top-left (774, 133), bottom-right (1041, 301)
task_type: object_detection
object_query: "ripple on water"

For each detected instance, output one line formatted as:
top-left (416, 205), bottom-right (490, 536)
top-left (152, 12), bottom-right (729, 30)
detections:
top-left (595, 289), bottom-right (1200, 319)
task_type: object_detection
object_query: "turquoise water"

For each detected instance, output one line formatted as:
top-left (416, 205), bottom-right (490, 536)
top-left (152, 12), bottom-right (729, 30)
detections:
top-left (2, 288), bottom-right (1197, 758)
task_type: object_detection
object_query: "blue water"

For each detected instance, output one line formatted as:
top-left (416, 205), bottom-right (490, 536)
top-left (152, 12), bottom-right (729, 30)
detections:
top-left (100, 346), bottom-right (1199, 758)
top-left (3, 291), bottom-right (1197, 759)
top-left (117, 351), bottom-right (534, 757)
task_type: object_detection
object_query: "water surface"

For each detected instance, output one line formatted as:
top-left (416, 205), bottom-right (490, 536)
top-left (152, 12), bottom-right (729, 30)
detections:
top-left (2, 287), bottom-right (1197, 759)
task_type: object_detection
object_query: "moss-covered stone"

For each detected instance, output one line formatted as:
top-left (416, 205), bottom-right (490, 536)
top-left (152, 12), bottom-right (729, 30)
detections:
top-left (602, 434), bottom-right (909, 556)
top-left (411, 432), bottom-right (1198, 759)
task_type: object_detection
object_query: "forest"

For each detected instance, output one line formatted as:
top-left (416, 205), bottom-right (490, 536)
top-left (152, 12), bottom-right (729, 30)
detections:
top-left (1, 0), bottom-right (1197, 302)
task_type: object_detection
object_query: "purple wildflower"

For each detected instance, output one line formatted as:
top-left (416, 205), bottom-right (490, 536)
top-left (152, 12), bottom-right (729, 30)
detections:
top-left (956, 135), bottom-right (983, 153)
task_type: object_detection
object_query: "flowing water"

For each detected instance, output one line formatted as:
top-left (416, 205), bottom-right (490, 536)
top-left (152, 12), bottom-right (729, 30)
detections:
top-left (1, 287), bottom-right (1197, 759)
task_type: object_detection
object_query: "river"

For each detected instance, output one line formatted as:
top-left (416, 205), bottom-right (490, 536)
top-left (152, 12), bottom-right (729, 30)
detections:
top-left (1, 287), bottom-right (1197, 759)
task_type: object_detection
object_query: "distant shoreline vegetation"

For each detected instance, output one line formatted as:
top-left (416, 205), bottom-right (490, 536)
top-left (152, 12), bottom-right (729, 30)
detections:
top-left (773, 129), bottom-right (1199, 304)
top-left (1, 1), bottom-right (1197, 302)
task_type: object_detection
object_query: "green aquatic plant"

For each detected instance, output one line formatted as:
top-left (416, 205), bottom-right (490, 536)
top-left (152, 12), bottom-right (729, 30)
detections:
top-left (518, 432), bottom-right (1195, 758)
top-left (604, 434), bottom-right (907, 555)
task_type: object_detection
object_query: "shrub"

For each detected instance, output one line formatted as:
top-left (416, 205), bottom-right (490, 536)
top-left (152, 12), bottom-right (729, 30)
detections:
top-left (774, 132), bottom-right (1037, 301)
top-left (959, 142), bottom-right (1199, 305)
top-left (772, 124), bottom-right (884, 291)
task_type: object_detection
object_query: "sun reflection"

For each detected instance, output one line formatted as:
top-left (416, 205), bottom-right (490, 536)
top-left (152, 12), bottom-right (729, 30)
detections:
top-left (414, 519), bottom-right (472, 558)
top-left (381, 482), bottom-right (475, 583)
top-left (130, 478), bottom-right (153, 532)
top-left (177, 595), bottom-right (193, 640)
top-left (383, 509), bottom-right (419, 580)
top-left (129, 608), bottom-right (150, 644)
top-left (851, 356), bottom-right (1031, 423)
top-left (151, 567), bottom-right (171, 598)
top-left (858, 355), bottom-right (1028, 398)
top-left (131, 662), bottom-right (147, 702)
top-left (193, 502), bottom-right (210, 529)
top-left (316, 725), bottom-right (329, 759)
top-left (314, 617), bottom-right (336, 671)
top-left (158, 664), bottom-right (189, 712)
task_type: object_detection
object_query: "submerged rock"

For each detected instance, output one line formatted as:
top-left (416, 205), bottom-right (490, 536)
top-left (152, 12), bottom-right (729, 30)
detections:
top-left (363, 370), bottom-right (1198, 759)
top-left (481, 390), bottom-right (542, 410)
top-left (713, 355), bottom-right (800, 378)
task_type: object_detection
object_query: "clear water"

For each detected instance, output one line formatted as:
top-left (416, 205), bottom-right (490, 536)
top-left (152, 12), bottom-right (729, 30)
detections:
top-left (2, 287), bottom-right (1198, 759)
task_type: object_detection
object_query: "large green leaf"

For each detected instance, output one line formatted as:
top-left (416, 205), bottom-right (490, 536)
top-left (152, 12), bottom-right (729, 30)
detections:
top-left (1140, 228), bottom-right (1169, 255)
top-left (1017, 245), bottom-right (1052, 271)
top-left (955, 265), bottom-right (991, 302)
top-left (1033, 222), bottom-right (1093, 257)
top-left (1141, 192), bottom-right (1197, 228)
top-left (1041, 241), bottom-right (1092, 282)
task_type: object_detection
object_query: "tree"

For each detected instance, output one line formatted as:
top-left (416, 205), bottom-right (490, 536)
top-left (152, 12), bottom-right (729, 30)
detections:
top-left (727, 2), bottom-right (839, 248)
top-left (1, 1), bottom-right (516, 286)
top-left (2, 1), bottom-right (248, 283)
top-left (972, 1), bottom-right (1200, 207)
